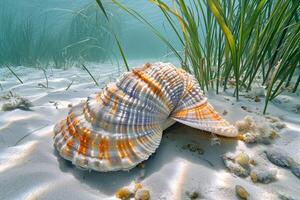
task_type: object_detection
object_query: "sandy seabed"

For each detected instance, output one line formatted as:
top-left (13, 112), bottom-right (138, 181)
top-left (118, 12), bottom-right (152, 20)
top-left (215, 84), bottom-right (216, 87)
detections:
top-left (0, 61), bottom-right (299, 200)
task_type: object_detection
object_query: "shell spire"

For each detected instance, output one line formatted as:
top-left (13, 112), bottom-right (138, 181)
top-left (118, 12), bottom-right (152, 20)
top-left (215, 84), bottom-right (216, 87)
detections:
top-left (53, 62), bottom-right (237, 172)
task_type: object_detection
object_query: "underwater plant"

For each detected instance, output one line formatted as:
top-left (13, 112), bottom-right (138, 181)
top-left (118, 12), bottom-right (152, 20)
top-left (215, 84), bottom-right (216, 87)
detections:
top-left (0, 2), bottom-right (114, 68)
top-left (101, 0), bottom-right (300, 113)
top-left (95, 0), bottom-right (130, 71)
top-left (64, 3), bottom-right (113, 63)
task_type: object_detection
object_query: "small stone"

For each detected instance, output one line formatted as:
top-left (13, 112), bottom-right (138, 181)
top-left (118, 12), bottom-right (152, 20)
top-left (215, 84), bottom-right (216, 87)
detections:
top-left (222, 110), bottom-right (228, 115)
top-left (115, 187), bottom-right (133, 200)
top-left (182, 144), bottom-right (204, 155)
top-left (138, 163), bottom-right (145, 169)
top-left (250, 171), bottom-right (257, 183)
top-left (235, 152), bottom-right (250, 167)
top-left (250, 168), bottom-right (277, 183)
top-left (210, 137), bottom-right (221, 146)
top-left (237, 133), bottom-right (245, 141)
top-left (235, 185), bottom-right (249, 200)
top-left (135, 189), bottom-right (150, 200)
top-left (241, 106), bottom-right (247, 111)
top-left (254, 96), bottom-right (261, 102)
top-left (135, 183), bottom-right (143, 192)
top-left (242, 132), bottom-right (257, 143)
top-left (270, 131), bottom-right (279, 139)
top-left (249, 159), bottom-right (257, 166)
top-left (186, 191), bottom-right (200, 199)
top-left (68, 103), bottom-right (73, 108)
top-left (223, 156), bottom-right (250, 177)
top-left (265, 149), bottom-right (295, 168)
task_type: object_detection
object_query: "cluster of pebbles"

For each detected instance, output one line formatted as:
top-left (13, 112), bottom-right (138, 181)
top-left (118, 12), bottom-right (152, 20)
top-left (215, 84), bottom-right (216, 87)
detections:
top-left (223, 151), bottom-right (283, 200)
top-left (226, 148), bottom-right (300, 200)
top-left (235, 115), bottom-right (285, 144)
top-left (223, 152), bottom-right (277, 184)
top-left (115, 182), bottom-right (150, 200)
top-left (223, 114), bottom-right (299, 199)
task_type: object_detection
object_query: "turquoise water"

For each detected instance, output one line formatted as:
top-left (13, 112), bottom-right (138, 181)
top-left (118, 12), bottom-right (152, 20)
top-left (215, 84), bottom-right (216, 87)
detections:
top-left (0, 0), bottom-right (181, 67)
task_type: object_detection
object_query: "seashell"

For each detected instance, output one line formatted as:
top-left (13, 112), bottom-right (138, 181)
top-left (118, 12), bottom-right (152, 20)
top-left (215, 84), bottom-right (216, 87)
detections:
top-left (265, 148), bottom-right (295, 168)
top-left (235, 185), bottom-right (249, 200)
top-left (53, 62), bottom-right (237, 171)
top-left (250, 168), bottom-right (277, 183)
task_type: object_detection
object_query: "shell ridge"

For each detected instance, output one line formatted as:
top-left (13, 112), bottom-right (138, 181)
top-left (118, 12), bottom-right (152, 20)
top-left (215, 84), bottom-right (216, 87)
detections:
top-left (54, 62), bottom-right (238, 172)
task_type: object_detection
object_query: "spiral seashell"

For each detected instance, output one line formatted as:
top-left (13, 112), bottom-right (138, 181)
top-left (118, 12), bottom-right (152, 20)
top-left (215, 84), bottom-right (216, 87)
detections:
top-left (53, 62), bottom-right (237, 171)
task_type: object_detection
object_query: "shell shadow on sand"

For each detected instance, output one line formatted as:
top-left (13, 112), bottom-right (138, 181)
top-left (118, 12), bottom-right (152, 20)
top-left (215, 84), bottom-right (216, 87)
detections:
top-left (54, 122), bottom-right (238, 196)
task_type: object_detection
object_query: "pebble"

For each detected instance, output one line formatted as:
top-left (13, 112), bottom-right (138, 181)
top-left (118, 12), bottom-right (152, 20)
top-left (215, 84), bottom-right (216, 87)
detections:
top-left (223, 157), bottom-right (250, 177)
top-left (135, 189), bottom-right (150, 200)
top-left (235, 152), bottom-right (250, 167)
top-left (235, 185), bottom-right (249, 200)
top-left (265, 149), bottom-right (295, 168)
top-left (222, 110), bottom-right (228, 115)
top-left (182, 143), bottom-right (204, 155)
top-left (250, 168), bottom-right (277, 183)
top-left (115, 187), bottom-right (132, 200)
top-left (185, 191), bottom-right (201, 200)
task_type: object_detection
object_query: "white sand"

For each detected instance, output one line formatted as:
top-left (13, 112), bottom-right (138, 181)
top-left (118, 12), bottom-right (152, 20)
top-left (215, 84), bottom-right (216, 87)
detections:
top-left (0, 62), bottom-right (299, 200)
